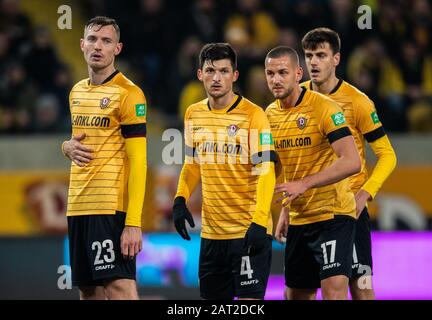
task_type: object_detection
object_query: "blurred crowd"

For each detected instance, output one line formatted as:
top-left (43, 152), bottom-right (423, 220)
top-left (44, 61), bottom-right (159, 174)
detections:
top-left (1, 0), bottom-right (431, 134)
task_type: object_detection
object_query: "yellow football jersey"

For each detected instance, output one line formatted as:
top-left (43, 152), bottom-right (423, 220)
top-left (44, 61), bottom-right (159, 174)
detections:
top-left (266, 88), bottom-right (356, 225)
top-left (67, 71), bottom-right (147, 217)
top-left (184, 95), bottom-right (275, 240)
top-left (302, 80), bottom-right (385, 193)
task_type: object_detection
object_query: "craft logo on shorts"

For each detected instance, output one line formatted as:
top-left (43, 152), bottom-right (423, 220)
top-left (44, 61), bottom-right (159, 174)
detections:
top-left (227, 124), bottom-right (239, 137)
top-left (297, 116), bottom-right (307, 130)
top-left (100, 97), bottom-right (110, 109)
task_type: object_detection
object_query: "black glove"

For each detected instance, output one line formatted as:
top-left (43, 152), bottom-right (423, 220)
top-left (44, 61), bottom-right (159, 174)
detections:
top-left (173, 196), bottom-right (195, 240)
top-left (244, 222), bottom-right (267, 255)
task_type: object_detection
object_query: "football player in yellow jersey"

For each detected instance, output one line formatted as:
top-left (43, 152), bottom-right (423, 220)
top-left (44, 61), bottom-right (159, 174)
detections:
top-left (61, 17), bottom-right (147, 300)
top-left (173, 43), bottom-right (277, 299)
top-left (301, 28), bottom-right (397, 300)
top-left (265, 46), bottom-right (361, 300)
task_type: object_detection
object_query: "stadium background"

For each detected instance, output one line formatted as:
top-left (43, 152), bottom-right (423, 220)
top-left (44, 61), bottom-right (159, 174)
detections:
top-left (0, 0), bottom-right (431, 299)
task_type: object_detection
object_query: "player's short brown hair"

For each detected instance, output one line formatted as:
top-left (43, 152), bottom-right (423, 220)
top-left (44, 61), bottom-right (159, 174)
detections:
top-left (85, 16), bottom-right (120, 41)
top-left (266, 46), bottom-right (300, 66)
top-left (302, 27), bottom-right (341, 54)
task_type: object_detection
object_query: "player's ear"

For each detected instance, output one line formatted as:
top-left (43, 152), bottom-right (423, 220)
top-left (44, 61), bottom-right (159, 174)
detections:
top-left (333, 52), bottom-right (341, 67)
top-left (197, 69), bottom-right (203, 82)
top-left (296, 66), bottom-right (303, 82)
top-left (114, 42), bottom-right (123, 56)
top-left (233, 70), bottom-right (239, 82)
top-left (80, 38), bottom-right (84, 52)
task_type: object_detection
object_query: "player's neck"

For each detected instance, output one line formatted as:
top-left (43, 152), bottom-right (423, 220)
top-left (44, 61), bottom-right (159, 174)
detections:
top-left (88, 65), bottom-right (117, 85)
top-left (208, 91), bottom-right (236, 110)
top-left (312, 75), bottom-right (339, 95)
top-left (280, 85), bottom-right (302, 109)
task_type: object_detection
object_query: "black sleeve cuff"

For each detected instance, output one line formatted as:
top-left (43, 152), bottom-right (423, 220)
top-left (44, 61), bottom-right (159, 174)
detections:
top-left (327, 127), bottom-right (352, 144)
top-left (174, 196), bottom-right (186, 206)
top-left (364, 126), bottom-right (386, 143)
top-left (121, 123), bottom-right (147, 138)
top-left (251, 150), bottom-right (278, 165)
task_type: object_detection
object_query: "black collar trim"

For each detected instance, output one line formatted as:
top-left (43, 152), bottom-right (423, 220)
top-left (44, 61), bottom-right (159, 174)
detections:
top-left (207, 93), bottom-right (243, 113)
top-left (295, 87), bottom-right (307, 107)
top-left (329, 78), bottom-right (343, 94)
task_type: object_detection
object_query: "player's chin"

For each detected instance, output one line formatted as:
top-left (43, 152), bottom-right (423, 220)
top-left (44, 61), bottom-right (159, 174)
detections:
top-left (272, 91), bottom-right (288, 99)
top-left (209, 90), bottom-right (228, 99)
top-left (88, 60), bottom-right (108, 70)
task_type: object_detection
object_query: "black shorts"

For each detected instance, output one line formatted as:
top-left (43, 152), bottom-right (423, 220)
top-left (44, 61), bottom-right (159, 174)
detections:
top-left (351, 207), bottom-right (373, 279)
top-left (199, 236), bottom-right (272, 299)
top-left (285, 215), bottom-right (356, 289)
top-left (67, 211), bottom-right (136, 287)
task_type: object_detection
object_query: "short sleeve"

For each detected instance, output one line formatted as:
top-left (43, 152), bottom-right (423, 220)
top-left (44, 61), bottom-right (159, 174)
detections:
top-left (354, 94), bottom-right (386, 143)
top-left (119, 86), bottom-right (147, 138)
top-left (318, 98), bottom-right (352, 144)
top-left (249, 107), bottom-right (276, 165)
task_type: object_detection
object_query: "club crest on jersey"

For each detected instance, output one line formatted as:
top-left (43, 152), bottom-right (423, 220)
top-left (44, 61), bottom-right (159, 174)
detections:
top-left (100, 97), bottom-right (110, 109)
top-left (297, 117), bottom-right (307, 130)
top-left (227, 124), bottom-right (239, 137)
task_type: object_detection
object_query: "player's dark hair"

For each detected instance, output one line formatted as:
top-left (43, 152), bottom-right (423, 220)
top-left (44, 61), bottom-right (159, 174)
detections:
top-left (301, 27), bottom-right (341, 54)
top-left (85, 16), bottom-right (120, 41)
top-left (266, 46), bottom-right (300, 66)
top-left (199, 43), bottom-right (237, 70)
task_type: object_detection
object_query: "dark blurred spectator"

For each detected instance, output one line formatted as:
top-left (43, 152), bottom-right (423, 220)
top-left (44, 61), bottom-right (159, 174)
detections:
top-left (0, 31), bottom-right (12, 74)
top-left (347, 38), bottom-right (406, 131)
top-left (407, 98), bottom-right (432, 133)
top-left (378, 0), bottom-right (409, 51)
top-left (50, 65), bottom-right (73, 121)
top-left (121, 0), bottom-right (181, 113)
top-left (23, 26), bottom-right (61, 91)
top-left (398, 41), bottom-right (432, 101)
top-left (224, 0), bottom-right (278, 60)
top-left (176, 36), bottom-right (205, 118)
top-left (0, 61), bottom-right (36, 133)
top-left (326, 0), bottom-right (363, 75)
top-left (244, 65), bottom-right (273, 109)
top-left (408, 0), bottom-right (432, 53)
top-left (185, 0), bottom-right (223, 43)
top-left (0, 0), bottom-right (32, 55)
top-left (33, 94), bottom-right (62, 133)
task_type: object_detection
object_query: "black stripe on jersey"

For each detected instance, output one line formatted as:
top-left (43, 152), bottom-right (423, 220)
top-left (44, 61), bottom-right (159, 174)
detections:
top-left (121, 123), bottom-right (146, 138)
top-left (364, 126), bottom-right (386, 143)
top-left (329, 79), bottom-right (344, 94)
top-left (295, 87), bottom-right (307, 106)
top-left (251, 150), bottom-right (277, 165)
top-left (327, 127), bottom-right (352, 144)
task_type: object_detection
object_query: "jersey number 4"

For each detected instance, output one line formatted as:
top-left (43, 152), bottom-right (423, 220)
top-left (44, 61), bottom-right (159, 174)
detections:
top-left (92, 240), bottom-right (115, 265)
top-left (240, 256), bottom-right (254, 279)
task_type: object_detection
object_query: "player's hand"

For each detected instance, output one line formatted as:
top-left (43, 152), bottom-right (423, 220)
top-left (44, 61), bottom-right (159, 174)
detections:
top-left (244, 222), bottom-right (267, 256)
top-left (355, 189), bottom-right (371, 219)
top-left (274, 181), bottom-right (308, 206)
top-left (172, 196), bottom-right (195, 241)
top-left (120, 226), bottom-right (142, 260)
top-left (63, 133), bottom-right (94, 167)
top-left (275, 207), bottom-right (289, 244)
